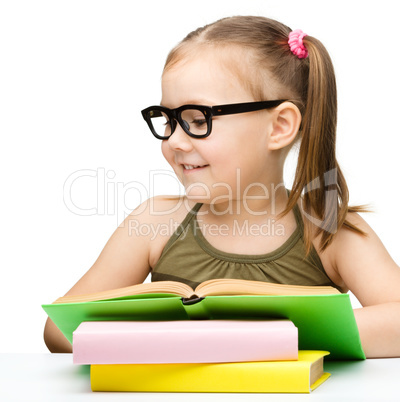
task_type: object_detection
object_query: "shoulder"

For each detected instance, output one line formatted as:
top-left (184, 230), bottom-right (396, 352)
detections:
top-left (126, 195), bottom-right (196, 225)
top-left (125, 195), bottom-right (197, 268)
top-left (322, 212), bottom-right (384, 268)
top-left (317, 212), bottom-right (400, 305)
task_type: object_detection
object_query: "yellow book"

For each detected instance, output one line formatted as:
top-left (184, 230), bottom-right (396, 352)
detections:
top-left (91, 350), bottom-right (330, 393)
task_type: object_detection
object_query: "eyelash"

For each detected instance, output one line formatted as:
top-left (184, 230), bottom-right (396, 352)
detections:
top-left (163, 119), bottom-right (207, 126)
top-left (192, 119), bottom-right (207, 126)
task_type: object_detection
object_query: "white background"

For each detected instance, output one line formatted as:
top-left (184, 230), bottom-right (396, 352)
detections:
top-left (0, 0), bottom-right (399, 353)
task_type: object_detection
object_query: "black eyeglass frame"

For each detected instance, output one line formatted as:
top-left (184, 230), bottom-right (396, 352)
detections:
top-left (141, 100), bottom-right (287, 140)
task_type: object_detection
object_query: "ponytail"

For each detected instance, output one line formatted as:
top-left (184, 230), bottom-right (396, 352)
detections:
top-left (282, 36), bottom-right (367, 253)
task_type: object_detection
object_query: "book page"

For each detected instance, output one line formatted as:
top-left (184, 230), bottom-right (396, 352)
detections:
top-left (310, 357), bottom-right (324, 386)
top-left (195, 278), bottom-right (340, 297)
top-left (53, 281), bottom-right (194, 304)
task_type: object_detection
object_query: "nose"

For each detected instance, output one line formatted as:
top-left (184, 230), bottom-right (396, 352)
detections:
top-left (166, 120), bottom-right (194, 152)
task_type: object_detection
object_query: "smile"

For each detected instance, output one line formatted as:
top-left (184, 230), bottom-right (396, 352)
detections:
top-left (183, 164), bottom-right (208, 171)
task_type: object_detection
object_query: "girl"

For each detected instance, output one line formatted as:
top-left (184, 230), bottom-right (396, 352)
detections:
top-left (44, 16), bottom-right (400, 357)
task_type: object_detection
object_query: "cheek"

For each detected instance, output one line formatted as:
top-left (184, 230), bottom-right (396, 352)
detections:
top-left (161, 141), bottom-right (184, 184)
top-left (161, 141), bottom-right (173, 164)
top-left (208, 122), bottom-right (269, 183)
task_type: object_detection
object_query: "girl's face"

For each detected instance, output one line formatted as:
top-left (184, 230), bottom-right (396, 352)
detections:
top-left (160, 48), bottom-right (279, 207)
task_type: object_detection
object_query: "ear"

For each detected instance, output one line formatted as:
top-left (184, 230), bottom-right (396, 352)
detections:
top-left (268, 102), bottom-right (302, 151)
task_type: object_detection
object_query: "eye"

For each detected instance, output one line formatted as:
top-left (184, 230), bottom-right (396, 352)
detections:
top-left (149, 111), bottom-right (172, 137)
top-left (180, 109), bottom-right (208, 135)
top-left (191, 118), bottom-right (207, 127)
top-left (182, 111), bottom-right (207, 126)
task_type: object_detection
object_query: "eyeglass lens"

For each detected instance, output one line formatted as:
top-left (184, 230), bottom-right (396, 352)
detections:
top-left (149, 109), bottom-right (208, 138)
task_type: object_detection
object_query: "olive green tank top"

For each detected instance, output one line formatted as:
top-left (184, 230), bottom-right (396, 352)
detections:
top-left (151, 202), bottom-right (341, 291)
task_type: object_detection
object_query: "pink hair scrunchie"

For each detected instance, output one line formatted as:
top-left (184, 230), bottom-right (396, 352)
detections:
top-left (288, 29), bottom-right (308, 59)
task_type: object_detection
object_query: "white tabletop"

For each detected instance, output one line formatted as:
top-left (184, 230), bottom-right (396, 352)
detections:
top-left (0, 353), bottom-right (399, 402)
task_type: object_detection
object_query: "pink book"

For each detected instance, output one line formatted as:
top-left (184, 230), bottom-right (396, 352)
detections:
top-left (73, 320), bottom-right (298, 364)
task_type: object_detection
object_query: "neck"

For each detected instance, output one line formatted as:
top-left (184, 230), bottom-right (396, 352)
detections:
top-left (202, 183), bottom-right (289, 223)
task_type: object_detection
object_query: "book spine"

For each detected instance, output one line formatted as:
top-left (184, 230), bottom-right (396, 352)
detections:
top-left (181, 296), bottom-right (204, 305)
top-left (181, 297), bottom-right (209, 319)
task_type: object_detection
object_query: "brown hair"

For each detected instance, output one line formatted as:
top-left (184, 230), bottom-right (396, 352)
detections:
top-left (164, 16), bottom-right (367, 253)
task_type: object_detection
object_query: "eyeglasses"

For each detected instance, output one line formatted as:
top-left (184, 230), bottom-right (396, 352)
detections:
top-left (141, 100), bottom-right (287, 140)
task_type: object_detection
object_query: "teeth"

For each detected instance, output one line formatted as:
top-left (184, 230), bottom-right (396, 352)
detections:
top-left (184, 164), bottom-right (202, 170)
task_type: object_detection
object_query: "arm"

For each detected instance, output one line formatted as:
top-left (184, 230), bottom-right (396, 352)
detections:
top-left (323, 213), bottom-right (400, 358)
top-left (44, 318), bottom-right (73, 353)
top-left (43, 196), bottom-right (181, 353)
top-left (43, 208), bottom-right (151, 352)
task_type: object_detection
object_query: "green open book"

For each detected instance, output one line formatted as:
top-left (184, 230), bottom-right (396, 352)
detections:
top-left (42, 278), bottom-right (365, 360)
